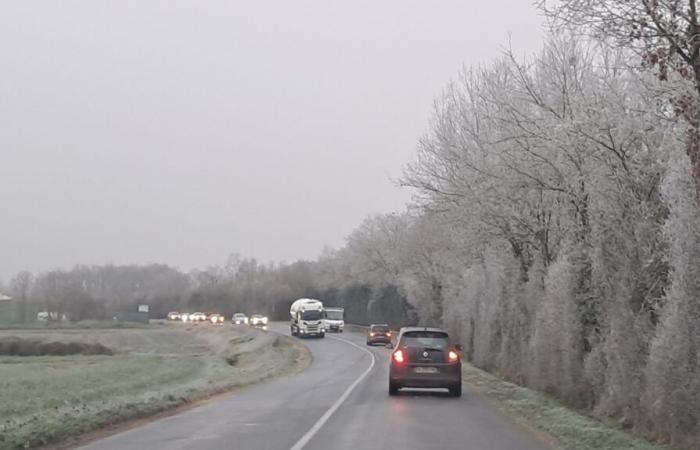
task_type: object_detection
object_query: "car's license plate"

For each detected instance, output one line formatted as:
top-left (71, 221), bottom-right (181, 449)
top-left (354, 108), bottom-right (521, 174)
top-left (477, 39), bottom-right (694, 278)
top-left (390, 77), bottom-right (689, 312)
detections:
top-left (414, 367), bottom-right (438, 374)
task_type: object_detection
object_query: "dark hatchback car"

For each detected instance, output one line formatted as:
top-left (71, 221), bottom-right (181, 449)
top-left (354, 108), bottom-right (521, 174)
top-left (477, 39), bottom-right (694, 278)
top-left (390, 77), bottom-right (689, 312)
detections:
top-left (366, 324), bottom-right (392, 345)
top-left (389, 327), bottom-right (462, 397)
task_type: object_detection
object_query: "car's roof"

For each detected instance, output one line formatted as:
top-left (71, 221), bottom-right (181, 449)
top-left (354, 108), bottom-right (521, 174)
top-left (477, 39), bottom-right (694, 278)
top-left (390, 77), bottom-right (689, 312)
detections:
top-left (370, 323), bottom-right (389, 327)
top-left (251, 314), bottom-right (263, 317)
top-left (234, 312), bottom-right (246, 316)
top-left (399, 326), bottom-right (448, 334)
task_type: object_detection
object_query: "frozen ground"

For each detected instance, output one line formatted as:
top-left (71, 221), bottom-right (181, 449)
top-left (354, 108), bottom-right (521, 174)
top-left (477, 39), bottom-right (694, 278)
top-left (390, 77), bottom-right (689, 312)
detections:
top-left (0, 323), bottom-right (307, 450)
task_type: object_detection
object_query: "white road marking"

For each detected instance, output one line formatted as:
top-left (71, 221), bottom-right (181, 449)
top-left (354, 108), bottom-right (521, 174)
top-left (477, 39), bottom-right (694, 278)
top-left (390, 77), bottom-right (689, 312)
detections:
top-left (289, 335), bottom-right (376, 450)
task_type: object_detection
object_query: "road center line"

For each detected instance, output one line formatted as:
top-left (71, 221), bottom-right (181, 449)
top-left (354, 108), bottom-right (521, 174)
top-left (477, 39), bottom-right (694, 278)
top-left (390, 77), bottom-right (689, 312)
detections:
top-left (289, 335), bottom-right (376, 450)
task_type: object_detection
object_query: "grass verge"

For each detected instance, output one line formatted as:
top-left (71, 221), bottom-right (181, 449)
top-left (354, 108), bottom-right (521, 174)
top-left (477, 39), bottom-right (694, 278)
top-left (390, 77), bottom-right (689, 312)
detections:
top-left (0, 328), bottom-right (308, 450)
top-left (462, 364), bottom-right (671, 450)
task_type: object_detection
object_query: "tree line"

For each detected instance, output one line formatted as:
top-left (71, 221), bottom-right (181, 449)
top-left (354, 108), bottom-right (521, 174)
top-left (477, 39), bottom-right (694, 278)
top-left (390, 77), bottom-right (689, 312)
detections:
top-left (0, 251), bottom-right (413, 326)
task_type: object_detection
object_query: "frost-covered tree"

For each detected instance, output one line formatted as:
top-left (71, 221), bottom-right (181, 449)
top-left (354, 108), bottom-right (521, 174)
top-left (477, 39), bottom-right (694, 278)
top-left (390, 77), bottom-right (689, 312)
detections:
top-left (645, 142), bottom-right (700, 446)
top-left (543, 0), bottom-right (700, 193)
top-left (531, 251), bottom-right (583, 401)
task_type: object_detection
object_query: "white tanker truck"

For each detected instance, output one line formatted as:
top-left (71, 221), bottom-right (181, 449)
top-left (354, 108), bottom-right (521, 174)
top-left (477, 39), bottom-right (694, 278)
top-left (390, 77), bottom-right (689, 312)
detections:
top-left (290, 298), bottom-right (325, 338)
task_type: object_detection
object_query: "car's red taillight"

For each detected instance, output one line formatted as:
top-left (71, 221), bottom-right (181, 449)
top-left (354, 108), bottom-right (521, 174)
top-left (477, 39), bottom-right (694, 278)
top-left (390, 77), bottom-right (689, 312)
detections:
top-left (448, 350), bottom-right (459, 362)
top-left (370, 332), bottom-right (376, 337)
top-left (392, 349), bottom-right (405, 364)
top-left (385, 332), bottom-right (391, 337)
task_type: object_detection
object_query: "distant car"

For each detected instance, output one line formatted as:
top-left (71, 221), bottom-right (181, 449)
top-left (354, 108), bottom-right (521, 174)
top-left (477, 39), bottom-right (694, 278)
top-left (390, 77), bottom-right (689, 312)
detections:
top-left (249, 314), bottom-right (268, 329)
top-left (181, 313), bottom-right (190, 323)
top-left (167, 311), bottom-right (181, 321)
top-left (232, 313), bottom-right (248, 325)
top-left (389, 327), bottom-right (462, 397)
top-left (208, 313), bottom-right (224, 325)
top-left (366, 324), bottom-right (391, 345)
top-left (191, 312), bottom-right (207, 322)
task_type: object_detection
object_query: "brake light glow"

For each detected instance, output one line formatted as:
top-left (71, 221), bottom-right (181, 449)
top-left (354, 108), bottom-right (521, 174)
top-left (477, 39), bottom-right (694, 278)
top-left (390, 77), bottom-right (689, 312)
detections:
top-left (392, 349), bottom-right (405, 364)
top-left (370, 332), bottom-right (376, 337)
top-left (448, 350), bottom-right (459, 362)
top-left (385, 332), bottom-right (391, 337)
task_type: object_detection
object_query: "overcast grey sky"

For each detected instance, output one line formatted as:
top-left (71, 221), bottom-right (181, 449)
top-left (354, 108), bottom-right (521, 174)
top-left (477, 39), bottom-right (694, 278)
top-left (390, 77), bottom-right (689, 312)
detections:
top-left (0, 0), bottom-right (544, 280)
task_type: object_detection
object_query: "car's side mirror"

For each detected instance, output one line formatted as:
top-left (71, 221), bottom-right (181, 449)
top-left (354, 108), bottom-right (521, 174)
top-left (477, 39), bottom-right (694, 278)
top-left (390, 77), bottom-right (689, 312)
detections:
top-left (385, 343), bottom-right (393, 349)
top-left (455, 344), bottom-right (462, 351)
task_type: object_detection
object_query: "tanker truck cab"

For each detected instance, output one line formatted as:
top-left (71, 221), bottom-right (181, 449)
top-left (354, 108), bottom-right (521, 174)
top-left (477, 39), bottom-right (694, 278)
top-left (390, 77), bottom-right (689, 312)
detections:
top-left (290, 298), bottom-right (326, 338)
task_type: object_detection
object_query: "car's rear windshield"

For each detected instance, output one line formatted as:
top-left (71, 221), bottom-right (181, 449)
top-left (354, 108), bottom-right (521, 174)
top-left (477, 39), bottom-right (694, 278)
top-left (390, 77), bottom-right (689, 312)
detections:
top-left (234, 314), bottom-right (245, 318)
top-left (401, 331), bottom-right (449, 349)
top-left (371, 325), bottom-right (389, 332)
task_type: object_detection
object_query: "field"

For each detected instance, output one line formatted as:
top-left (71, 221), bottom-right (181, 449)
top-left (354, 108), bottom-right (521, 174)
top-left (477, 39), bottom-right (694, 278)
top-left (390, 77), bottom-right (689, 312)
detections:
top-left (0, 323), bottom-right (306, 450)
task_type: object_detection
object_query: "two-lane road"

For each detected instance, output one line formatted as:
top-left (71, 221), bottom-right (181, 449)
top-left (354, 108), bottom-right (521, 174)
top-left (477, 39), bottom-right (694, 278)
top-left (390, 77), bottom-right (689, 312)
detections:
top-left (80, 324), bottom-right (552, 450)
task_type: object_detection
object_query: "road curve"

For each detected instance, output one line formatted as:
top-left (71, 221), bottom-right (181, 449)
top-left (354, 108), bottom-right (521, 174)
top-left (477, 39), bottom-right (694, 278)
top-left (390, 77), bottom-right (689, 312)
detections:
top-left (79, 323), bottom-right (552, 450)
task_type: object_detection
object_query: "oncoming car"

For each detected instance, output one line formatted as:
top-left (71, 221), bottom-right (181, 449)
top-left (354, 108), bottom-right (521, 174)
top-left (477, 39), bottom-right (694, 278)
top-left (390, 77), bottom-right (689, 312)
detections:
top-left (208, 313), bottom-right (224, 325)
top-left (190, 312), bottom-right (207, 322)
top-left (366, 324), bottom-right (391, 346)
top-left (232, 313), bottom-right (248, 325)
top-left (250, 314), bottom-right (268, 329)
top-left (388, 327), bottom-right (462, 397)
top-left (167, 311), bottom-right (181, 321)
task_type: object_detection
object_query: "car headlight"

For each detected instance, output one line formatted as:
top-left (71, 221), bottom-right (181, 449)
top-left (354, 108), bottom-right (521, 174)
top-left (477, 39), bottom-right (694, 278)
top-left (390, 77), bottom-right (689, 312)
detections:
top-left (262, 317), bottom-right (268, 324)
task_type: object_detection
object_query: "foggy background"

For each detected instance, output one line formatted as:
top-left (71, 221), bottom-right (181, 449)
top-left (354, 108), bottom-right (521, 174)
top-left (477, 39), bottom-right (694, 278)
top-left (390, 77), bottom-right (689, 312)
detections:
top-left (0, 0), bottom-right (543, 280)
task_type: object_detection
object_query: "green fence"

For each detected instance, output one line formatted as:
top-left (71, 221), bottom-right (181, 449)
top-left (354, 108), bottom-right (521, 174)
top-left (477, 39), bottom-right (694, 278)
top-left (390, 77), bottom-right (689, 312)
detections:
top-left (113, 311), bottom-right (149, 324)
top-left (0, 301), bottom-right (38, 326)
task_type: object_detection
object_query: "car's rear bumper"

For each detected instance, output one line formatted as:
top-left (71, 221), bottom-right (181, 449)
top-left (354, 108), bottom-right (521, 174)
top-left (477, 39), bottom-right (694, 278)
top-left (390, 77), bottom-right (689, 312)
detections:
top-left (368, 337), bottom-right (391, 344)
top-left (390, 363), bottom-right (461, 387)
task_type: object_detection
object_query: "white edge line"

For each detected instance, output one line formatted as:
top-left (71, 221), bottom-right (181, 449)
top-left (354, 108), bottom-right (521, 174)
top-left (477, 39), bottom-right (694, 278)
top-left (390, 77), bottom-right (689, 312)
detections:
top-left (289, 335), bottom-right (376, 450)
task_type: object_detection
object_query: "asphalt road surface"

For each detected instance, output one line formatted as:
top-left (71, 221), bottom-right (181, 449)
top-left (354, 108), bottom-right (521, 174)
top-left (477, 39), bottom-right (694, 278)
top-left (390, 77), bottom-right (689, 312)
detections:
top-left (79, 323), bottom-right (552, 450)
